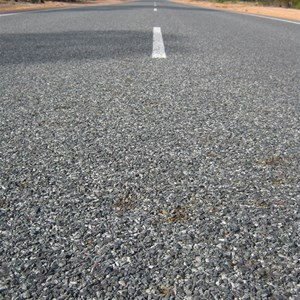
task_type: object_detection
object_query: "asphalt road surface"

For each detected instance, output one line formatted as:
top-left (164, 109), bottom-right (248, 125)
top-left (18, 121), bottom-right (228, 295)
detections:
top-left (0, 1), bottom-right (299, 299)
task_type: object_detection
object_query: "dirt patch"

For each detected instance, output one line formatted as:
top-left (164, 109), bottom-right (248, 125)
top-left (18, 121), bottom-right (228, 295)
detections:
top-left (0, 0), bottom-right (130, 13)
top-left (171, 0), bottom-right (300, 21)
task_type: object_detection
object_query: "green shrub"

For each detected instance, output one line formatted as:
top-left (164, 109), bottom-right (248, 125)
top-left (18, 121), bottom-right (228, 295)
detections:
top-left (292, 0), bottom-right (300, 8)
top-left (251, 0), bottom-right (300, 7)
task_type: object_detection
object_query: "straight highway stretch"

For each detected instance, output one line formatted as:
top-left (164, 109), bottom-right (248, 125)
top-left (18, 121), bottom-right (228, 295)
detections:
top-left (0, 0), bottom-right (299, 298)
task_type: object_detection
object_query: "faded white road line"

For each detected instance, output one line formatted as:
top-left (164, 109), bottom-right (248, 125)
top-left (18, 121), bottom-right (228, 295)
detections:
top-left (0, 6), bottom-right (75, 16)
top-left (152, 27), bottom-right (166, 58)
top-left (0, 6), bottom-right (73, 16)
top-left (154, 8), bottom-right (157, 11)
top-left (235, 12), bottom-right (300, 25)
top-left (197, 5), bottom-right (300, 25)
top-left (0, 13), bottom-right (20, 16)
top-left (0, 3), bottom-right (118, 17)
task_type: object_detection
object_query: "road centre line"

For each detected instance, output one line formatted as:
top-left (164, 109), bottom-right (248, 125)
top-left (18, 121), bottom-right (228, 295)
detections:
top-left (152, 27), bottom-right (166, 58)
top-left (154, 8), bottom-right (157, 11)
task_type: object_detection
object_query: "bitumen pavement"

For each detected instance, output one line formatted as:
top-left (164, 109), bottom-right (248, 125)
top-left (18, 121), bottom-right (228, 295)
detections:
top-left (0, 0), bottom-right (299, 298)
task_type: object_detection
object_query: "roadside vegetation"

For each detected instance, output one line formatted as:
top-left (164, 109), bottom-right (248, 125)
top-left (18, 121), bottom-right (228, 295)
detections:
top-left (0, 0), bottom-right (107, 11)
top-left (215, 0), bottom-right (300, 9)
top-left (0, 0), bottom-right (94, 4)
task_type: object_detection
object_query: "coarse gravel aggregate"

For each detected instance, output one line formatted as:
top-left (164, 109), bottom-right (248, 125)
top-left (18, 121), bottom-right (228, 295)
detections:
top-left (0, 0), bottom-right (299, 299)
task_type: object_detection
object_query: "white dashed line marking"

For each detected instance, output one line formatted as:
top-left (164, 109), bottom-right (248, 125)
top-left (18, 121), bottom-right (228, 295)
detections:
top-left (154, 8), bottom-right (157, 11)
top-left (152, 27), bottom-right (166, 58)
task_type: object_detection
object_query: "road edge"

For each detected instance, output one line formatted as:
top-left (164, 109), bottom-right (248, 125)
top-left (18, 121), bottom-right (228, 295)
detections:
top-left (0, 0), bottom-right (134, 15)
top-left (170, 0), bottom-right (300, 23)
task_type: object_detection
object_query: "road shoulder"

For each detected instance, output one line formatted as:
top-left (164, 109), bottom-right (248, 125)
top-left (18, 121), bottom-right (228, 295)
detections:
top-left (171, 0), bottom-right (300, 21)
top-left (0, 0), bottom-right (131, 13)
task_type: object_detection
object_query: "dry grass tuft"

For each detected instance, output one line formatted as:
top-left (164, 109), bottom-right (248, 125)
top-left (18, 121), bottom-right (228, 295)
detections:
top-left (259, 155), bottom-right (285, 166)
top-left (167, 206), bottom-right (187, 223)
top-left (114, 190), bottom-right (135, 211)
top-left (158, 286), bottom-right (171, 296)
top-left (271, 178), bottom-right (286, 185)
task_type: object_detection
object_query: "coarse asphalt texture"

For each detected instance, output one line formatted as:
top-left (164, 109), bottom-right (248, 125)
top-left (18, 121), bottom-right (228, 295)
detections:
top-left (0, 0), bottom-right (299, 299)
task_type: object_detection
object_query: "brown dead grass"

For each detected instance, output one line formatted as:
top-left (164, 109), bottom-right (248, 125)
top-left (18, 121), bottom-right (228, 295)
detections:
top-left (166, 206), bottom-right (187, 223)
top-left (171, 0), bottom-right (300, 21)
top-left (113, 190), bottom-right (135, 211)
top-left (0, 0), bottom-right (130, 13)
top-left (158, 286), bottom-right (172, 296)
top-left (258, 155), bottom-right (286, 166)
